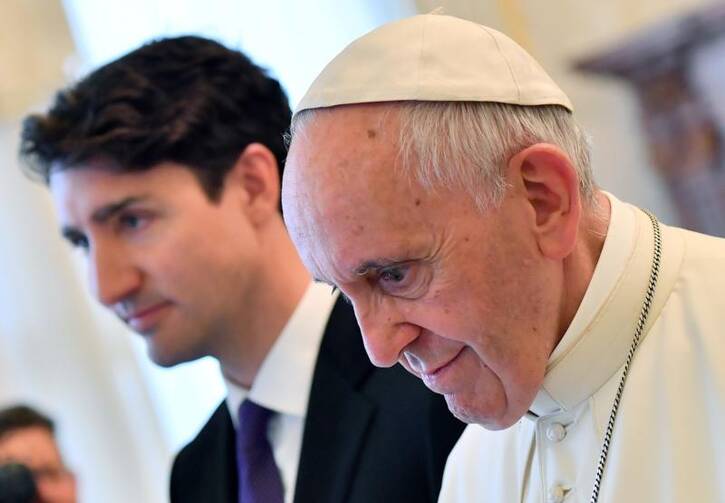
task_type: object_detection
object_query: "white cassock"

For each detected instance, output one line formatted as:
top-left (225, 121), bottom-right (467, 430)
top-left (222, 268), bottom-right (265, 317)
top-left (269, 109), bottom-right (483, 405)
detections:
top-left (439, 193), bottom-right (725, 503)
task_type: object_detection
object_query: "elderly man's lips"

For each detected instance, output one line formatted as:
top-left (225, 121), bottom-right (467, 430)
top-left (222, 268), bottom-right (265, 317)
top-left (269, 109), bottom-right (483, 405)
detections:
top-left (126, 302), bottom-right (172, 333)
top-left (420, 348), bottom-right (465, 393)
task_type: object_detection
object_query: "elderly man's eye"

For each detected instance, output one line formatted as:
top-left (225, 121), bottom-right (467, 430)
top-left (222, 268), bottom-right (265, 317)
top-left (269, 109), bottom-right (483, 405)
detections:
top-left (380, 266), bottom-right (408, 283)
top-left (376, 263), bottom-right (432, 299)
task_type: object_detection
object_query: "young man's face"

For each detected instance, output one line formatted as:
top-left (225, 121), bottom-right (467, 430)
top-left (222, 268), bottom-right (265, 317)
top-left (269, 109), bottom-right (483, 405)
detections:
top-left (50, 160), bottom-right (264, 367)
top-left (0, 426), bottom-right (77, 503)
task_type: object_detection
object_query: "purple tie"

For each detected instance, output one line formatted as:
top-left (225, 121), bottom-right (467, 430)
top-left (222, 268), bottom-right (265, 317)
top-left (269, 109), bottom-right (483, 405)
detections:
top-left (236, 400), bottom-right (284, 503)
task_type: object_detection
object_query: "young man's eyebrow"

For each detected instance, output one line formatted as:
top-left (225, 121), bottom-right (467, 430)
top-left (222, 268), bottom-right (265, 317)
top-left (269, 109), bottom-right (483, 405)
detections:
top-left (91, 196), bottom-right (148, 223)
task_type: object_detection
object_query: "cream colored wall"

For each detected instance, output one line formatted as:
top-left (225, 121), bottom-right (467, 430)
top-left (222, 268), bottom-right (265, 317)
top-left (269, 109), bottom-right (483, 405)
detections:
top-left (0, 0), bottom-right (75, 119)
top-left (415, 0), bottom-right (718, 224)
top-left (0, 1), bottom-right (170, 501)
top-left (0, 125), bottom-right (171, 502)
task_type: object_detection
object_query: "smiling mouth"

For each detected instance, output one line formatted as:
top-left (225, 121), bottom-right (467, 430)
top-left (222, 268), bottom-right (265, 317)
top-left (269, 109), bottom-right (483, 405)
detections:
top-left (418, 348), bottom-right (465, 392)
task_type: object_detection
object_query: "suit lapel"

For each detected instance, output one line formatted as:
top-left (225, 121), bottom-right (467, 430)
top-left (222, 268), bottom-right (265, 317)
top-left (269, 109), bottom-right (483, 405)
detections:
top-left (293, 299), bottom-right (376, 503)
top-left (208, 403), bottom-right (238, 503)
top-left (170, 401), bottom-right (238, 503)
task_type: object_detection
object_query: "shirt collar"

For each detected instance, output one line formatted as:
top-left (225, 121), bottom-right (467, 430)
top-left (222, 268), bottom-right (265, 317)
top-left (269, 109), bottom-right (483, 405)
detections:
top-left (530, 192), bottom-right (649, 416)
top-left (225, 282), bottom-right (338, 426)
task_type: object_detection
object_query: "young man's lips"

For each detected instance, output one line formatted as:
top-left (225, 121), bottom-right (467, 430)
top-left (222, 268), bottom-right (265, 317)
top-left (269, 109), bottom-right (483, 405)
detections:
top-left (126, 302), bottom-right (172, 332)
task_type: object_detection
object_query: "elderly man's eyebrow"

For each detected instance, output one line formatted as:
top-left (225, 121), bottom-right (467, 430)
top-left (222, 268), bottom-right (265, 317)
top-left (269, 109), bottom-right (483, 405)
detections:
top-left (314, 258), bottom-right (409, 285)
top-left (353, 258), bottom-right (403, 276)
top-left (91, 196), bottom-right (148, 223)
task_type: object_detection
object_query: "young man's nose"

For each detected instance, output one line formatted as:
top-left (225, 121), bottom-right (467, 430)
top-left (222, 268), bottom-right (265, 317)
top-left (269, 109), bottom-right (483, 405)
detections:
top-left (88, 242), bottom-right (141, 307)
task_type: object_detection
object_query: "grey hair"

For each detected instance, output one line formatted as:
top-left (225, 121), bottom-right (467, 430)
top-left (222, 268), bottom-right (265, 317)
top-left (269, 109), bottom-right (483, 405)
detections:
top-left (289, 101), bottom-right (594, 211)
top-left (397, 101), bottom-right (594, 210)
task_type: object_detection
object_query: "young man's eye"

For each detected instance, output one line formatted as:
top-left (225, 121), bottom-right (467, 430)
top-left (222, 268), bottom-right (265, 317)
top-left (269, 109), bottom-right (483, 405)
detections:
top-left (64, 230), bottom-right (89, 250)
top-left (72, 235), bottom-right (90, 250)
top-left (118, 212), bottom-right (150, 230)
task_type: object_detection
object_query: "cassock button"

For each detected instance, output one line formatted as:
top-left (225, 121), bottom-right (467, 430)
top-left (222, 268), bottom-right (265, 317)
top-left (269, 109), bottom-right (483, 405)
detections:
top-left (546, 422), bottom-right (567, 443)
top-left (548, 484), bottom-right (568, 503)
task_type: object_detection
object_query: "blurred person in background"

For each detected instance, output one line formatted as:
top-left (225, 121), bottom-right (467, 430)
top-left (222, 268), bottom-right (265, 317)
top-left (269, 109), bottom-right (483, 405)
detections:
top-left (0, 405), bottom-right (76, 503)
top-left (17, 36), bottom-right (464, 503)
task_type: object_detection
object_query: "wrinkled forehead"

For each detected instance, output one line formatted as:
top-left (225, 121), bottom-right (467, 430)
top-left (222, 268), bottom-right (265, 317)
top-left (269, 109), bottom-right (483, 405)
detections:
top-left (289, 104), bottom-right (400, 173)
top-left (282, 104), bottom-right (422, 278)
top-left (283, 103), bottom-right (404, 218)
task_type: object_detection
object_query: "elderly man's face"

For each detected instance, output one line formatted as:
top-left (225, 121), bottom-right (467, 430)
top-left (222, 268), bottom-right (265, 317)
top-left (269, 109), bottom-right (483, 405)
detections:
top-left (283, 105), bottom-right (564, 429)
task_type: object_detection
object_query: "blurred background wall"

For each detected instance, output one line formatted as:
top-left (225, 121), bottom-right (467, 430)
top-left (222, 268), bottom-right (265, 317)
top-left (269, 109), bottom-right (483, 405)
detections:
top-left (0, 0), bottom-right (719, 501)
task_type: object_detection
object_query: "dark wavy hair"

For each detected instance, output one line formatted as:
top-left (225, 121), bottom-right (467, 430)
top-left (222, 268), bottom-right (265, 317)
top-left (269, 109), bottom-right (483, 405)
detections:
top-left (20, 35), bottom-right (291, 201)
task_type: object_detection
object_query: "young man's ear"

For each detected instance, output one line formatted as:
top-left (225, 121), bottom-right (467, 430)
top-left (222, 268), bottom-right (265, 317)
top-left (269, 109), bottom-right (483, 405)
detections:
top-left (507, 143), bottom-right (581, 259)
top-left (225, 142), bottom-right (281, 225)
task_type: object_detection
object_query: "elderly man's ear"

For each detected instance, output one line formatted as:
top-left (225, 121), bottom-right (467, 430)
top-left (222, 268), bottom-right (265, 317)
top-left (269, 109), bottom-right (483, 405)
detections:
top-left (224, 142), bottom-right (281, 225)
top-left (507, 143), bottom-right (581, 260)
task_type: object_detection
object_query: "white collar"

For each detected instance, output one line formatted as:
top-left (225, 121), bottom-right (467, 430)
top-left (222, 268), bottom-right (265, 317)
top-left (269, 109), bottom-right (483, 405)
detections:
top-left (225, 282), bottom-right (338, 426)
top-left (530, 193), bottom-right (657, 416)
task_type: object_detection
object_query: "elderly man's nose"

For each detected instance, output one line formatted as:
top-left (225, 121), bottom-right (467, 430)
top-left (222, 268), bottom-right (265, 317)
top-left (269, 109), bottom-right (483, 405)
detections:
top-left (354, 304), bottom-right (419, 367)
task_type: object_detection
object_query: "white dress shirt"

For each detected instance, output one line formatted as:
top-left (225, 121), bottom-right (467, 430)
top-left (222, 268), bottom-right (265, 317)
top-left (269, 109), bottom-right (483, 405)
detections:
top-left (440, 193), bottom-right (725, 502)
top-left (225, 281), bottom-right (338, 503)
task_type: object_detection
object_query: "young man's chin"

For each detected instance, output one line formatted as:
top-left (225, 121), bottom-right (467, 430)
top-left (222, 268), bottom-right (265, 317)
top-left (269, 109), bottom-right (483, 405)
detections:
top-left (146, 343), bottom-right (200, 368)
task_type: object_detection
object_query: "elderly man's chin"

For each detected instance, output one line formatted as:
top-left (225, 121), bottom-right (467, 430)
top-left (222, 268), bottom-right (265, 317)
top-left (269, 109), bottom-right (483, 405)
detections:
top-left (398, 354), bottom-right (522, 429)
top-left (442, 393), bottom-right (520, 430)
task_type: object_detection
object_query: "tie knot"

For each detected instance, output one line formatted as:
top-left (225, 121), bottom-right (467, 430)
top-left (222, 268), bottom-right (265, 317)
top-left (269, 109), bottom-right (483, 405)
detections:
top-left (238, 400), bottom-right (273, 450)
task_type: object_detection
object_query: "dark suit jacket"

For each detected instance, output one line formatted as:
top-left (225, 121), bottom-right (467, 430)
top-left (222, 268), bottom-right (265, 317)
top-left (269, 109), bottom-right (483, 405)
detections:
top-left (170, 298), bottom-right (465, 503)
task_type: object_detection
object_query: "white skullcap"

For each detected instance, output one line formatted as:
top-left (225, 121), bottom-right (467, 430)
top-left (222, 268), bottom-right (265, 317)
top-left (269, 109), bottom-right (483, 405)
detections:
top-left (295, 13), bottom-right (573, 115)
